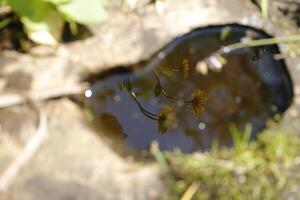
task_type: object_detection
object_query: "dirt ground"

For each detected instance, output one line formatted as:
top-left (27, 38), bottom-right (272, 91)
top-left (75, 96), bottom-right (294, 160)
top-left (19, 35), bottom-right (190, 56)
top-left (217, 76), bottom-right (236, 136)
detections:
top-left (0, 0), bottom-right (299, 199)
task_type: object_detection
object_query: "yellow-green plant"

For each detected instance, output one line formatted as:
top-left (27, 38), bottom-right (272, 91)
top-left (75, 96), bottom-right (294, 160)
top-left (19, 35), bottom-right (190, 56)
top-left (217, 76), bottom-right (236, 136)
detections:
top-left (260, 0), bottom-right (268, 17)
top-left (158, 127), bottom-right (300, 199)
top-left (0, 0), bottom-right (107, 45)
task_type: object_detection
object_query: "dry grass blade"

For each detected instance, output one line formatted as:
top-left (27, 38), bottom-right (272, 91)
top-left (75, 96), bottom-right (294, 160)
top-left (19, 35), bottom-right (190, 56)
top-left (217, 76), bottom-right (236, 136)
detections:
top-left (260, 0), bottom-right (269, 17)
top-left (180, 182), bottom-right (200, 200)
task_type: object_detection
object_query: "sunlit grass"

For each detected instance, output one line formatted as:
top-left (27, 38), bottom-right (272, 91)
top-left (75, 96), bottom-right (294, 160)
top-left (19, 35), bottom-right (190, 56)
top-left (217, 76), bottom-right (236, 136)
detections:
top-left (152, 125), bottom-right (300, 199)
top-left (260, 0), bottom-right (269, 18)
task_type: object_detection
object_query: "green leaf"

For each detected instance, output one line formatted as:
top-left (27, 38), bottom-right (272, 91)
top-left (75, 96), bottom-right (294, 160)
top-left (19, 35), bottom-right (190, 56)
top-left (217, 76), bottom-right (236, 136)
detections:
top-left (7, 0), bottom-right (64, 45)
top-left (43, 0), bottom-right (71, 4)
top-left (57, 0), bottom-right (107, 24)
top-left (0, 17), bottom-right (12, 30)
top-left (0, 0), bottom-right (7, 5)
top-left (21, 9), bottom-right (64, 45)
top-left (7, 0), bottom-right (47, 19)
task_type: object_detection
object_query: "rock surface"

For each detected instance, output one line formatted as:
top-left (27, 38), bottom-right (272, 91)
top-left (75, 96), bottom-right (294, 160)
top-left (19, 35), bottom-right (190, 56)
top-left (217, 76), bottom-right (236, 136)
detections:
top-left (0, 100), bottom-right (162, 200)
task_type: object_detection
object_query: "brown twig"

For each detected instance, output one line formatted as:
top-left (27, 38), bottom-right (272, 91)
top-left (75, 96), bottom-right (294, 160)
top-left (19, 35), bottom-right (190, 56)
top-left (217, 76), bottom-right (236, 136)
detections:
top-left (0, 83), bottom-right (89, 109)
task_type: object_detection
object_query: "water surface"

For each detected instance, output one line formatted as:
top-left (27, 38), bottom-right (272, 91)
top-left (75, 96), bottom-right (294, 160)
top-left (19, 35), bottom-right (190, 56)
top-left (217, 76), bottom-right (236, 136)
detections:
top-left (87, 24), bottom-right (293, 153)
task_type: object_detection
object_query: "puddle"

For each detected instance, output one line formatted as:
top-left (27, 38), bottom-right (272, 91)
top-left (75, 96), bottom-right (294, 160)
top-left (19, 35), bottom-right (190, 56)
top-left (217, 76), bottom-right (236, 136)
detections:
top-left (86, 24), bottom-right (293, 153)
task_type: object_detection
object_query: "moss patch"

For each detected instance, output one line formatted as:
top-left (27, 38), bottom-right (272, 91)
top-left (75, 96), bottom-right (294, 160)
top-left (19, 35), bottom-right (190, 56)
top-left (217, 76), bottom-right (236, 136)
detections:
top-left (154, 125), bottom-right (300, 199)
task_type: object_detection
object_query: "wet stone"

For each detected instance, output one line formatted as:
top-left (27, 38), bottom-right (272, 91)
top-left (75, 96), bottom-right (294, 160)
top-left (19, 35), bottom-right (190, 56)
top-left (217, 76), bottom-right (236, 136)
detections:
top-left (87, 24), bottom-right (293, 153)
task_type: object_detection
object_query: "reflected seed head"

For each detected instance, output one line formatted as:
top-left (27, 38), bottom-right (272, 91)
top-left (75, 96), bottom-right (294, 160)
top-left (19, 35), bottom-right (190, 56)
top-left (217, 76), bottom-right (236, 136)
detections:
top-left (191, 89), bottom-right (207, 115)
top-left (158, 105), bottom-right (176, 134)
top-left (181, 59), bottom-right (190, 79)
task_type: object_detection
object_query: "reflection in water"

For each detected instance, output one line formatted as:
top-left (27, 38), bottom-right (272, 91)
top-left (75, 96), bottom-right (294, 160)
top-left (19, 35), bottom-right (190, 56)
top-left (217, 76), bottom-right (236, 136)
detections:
top-left (97, 113), bottom-right (127, 141)
top-left (87, 24), bottom-right (293, 153)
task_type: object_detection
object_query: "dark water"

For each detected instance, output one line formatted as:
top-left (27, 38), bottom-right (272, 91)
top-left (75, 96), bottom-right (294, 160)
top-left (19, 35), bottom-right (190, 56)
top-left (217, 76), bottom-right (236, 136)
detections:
top-left (87, 24), bottom-right (293, 153)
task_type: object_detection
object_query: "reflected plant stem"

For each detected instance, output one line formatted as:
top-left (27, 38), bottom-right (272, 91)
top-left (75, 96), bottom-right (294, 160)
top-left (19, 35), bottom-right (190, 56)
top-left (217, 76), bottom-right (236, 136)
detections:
top-left (129, 90), bottom-right (159, 120)
top-left (154, 71), bottom-right (179, 100)
top-left (129, 90), bottom-right (176, 133)
top-left (154, 71), bottom-right (193, 105)
top-left (222, 35), bottom-right (300, 53)
top-left (197, 35), bottom-right (300, 72)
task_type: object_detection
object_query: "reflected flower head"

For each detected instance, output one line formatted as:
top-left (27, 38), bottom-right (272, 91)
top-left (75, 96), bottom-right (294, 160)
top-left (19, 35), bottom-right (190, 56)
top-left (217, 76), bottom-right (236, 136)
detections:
top-left (191, 89), bottom-right (207, 115)
top-left (181, 59), bottom-right (190, 79)
top-left (158, 105), bottom-right (176, 133)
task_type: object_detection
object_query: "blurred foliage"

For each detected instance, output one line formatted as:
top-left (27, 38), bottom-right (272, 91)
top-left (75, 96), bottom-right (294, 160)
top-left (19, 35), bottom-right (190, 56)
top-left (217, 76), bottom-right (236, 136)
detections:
top-left (260, 0), bottom-right (268, 17)
top-left (0, 0), bottom-right (107, 45)
top-left (154, 126), bottom-right (300, 199)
